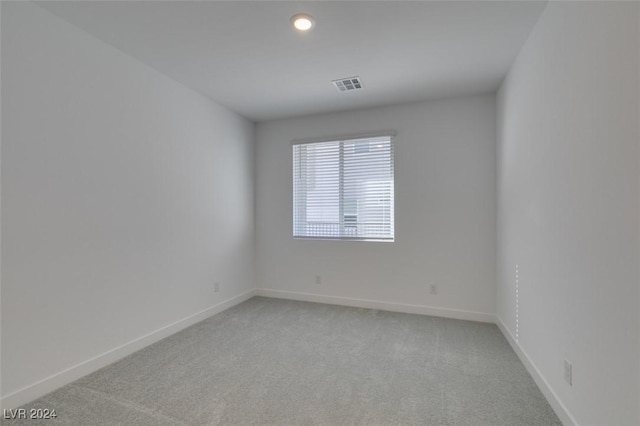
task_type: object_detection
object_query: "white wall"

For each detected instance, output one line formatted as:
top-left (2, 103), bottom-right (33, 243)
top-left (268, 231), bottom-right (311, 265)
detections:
top-left (497, 2), bottom-right (639, 425)
top-left (256, 95), bottom-right (496, 320)
top-left (1, 2), bottom-right (254, 407)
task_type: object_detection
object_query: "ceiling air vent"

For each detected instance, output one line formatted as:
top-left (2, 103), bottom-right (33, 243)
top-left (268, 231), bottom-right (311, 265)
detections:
top-left (332, 76), bottom-right (363, 92)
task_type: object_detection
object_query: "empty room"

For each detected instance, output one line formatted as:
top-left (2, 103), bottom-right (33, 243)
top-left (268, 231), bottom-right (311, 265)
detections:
top-left (1, 1), bottom-right (638, 425)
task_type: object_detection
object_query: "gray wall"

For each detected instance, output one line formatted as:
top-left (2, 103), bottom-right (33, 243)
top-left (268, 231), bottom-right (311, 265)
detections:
top-left (497, 2), bottom-right (639, 425)
top-left (1, 2), bottom-right (255, 406)
top-left (256, 95), bottom-right (497, 319)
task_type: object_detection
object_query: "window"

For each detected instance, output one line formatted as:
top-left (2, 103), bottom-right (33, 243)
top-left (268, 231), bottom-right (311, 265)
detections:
top-left (293, 134), bottom-right (394, 241)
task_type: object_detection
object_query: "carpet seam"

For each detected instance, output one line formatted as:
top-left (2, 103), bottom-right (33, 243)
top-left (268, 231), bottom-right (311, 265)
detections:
top-left (67, 384), bottom-right (188, 425)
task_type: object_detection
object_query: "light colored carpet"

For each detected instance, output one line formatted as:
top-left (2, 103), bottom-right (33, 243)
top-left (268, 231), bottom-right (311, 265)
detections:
top-left (4, 297), bottom-right (561, 425)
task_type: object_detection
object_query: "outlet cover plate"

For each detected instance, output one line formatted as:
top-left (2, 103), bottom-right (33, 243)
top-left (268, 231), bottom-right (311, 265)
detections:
top-left (564, 360), bottom-right (572, 386)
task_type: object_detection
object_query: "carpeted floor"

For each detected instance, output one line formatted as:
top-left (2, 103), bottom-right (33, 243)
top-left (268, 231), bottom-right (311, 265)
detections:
top-left (4, 297), bottom-right (561, 425)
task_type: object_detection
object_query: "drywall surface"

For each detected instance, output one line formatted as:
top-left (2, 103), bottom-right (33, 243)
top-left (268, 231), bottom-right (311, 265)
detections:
top-left (497, 2), bottom-right (639, 425)
top-left (1, 2), bottom-right (254, 403)
top-left (256, 95), bottom-right (496, 318)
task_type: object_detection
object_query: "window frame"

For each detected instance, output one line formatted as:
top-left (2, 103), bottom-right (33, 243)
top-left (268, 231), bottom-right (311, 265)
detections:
top-left (291, 131), bottom-right (396, 242)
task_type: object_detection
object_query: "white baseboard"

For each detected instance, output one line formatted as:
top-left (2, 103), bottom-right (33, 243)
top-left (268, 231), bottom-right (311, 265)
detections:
top-left (255, 288), bottom-right (495, 323)
top-left (495, 316), bottom-right (578, 426)
top-left (0, 289), bottom-right (256, 410)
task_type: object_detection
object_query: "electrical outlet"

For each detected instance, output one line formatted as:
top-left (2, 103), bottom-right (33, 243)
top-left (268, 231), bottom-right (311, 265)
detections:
top-left (315, 275), bottom-right (322, 285)
top-left (430, 284), bottom-right (438, 295)
top-left (214, 282), bottom-right (220, 293)
top-left (564, 360), bottom-right (572, 386)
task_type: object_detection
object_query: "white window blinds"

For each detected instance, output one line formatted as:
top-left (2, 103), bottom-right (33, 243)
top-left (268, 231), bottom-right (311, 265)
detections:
top-left (293, 135), bottom-right (394, 241)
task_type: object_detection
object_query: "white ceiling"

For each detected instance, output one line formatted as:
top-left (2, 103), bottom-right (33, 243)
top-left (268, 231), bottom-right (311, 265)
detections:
top-left (36, 1), bottom-right (547, 122)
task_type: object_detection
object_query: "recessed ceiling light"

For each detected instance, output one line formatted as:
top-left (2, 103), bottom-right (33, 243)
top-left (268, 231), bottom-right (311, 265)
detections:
top-left (291, 13), bottom-right (314, 32)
